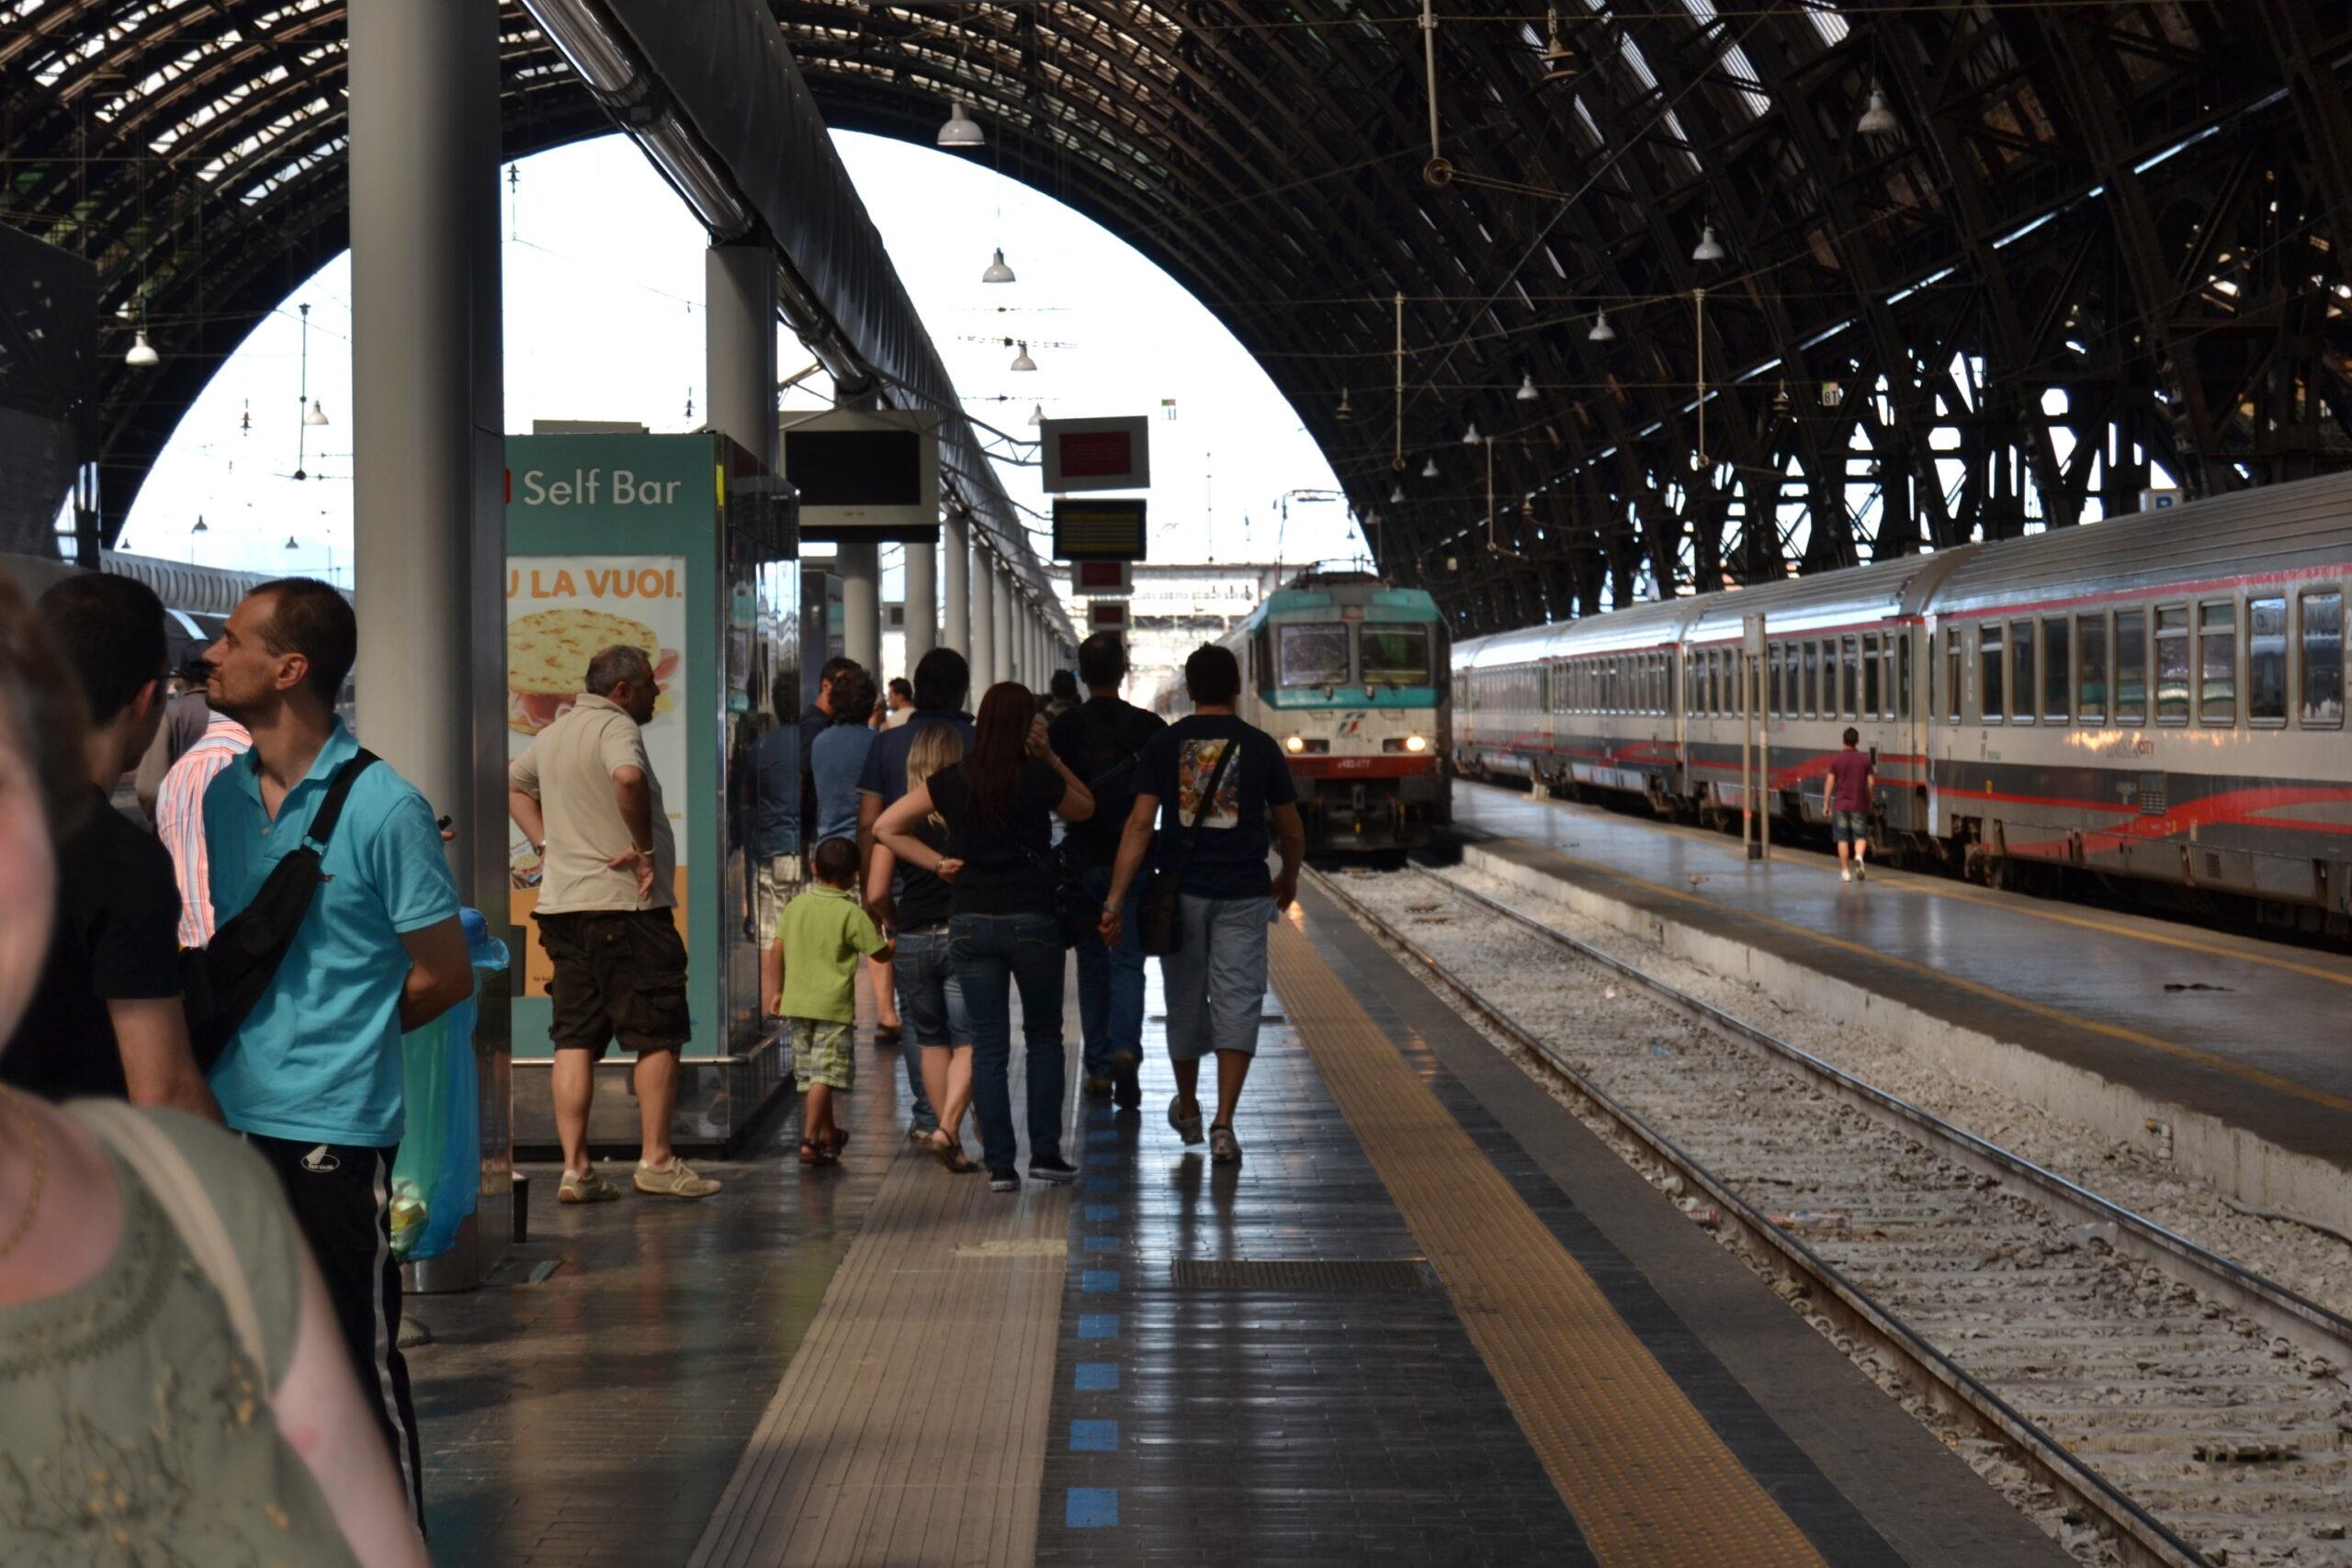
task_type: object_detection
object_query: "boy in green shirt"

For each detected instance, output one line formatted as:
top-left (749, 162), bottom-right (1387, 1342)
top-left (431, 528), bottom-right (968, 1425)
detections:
top-left (764, 837), bottom-right (892, 1167)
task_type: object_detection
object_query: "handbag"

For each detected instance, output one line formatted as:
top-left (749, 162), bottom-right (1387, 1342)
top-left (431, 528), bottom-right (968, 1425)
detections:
top-left (1137, 735), bottom-right (1238, 958)
top-left (180, 751), bottom-right (378, 1069)
top-left (986, 804), bottom-right (1096, 949)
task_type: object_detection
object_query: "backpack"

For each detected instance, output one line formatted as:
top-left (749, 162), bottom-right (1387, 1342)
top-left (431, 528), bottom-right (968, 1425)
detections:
top-left (180, 751), bottom-right (377, 1068)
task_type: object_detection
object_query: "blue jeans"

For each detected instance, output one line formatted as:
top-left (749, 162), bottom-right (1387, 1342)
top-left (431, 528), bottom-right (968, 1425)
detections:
top-left (890, 928), bottom-right (965, 1134)
top-left (1074, 863), bottom-right (1146, 1080)
top-left (951, 912), bottom-right (1069, 1171)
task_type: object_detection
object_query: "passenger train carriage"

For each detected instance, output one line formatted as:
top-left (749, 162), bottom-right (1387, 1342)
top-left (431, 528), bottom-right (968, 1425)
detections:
top-left (1453, 471), bottom-right (2352, 936)
top-left (1176, 570), bottom-right (1452, 852)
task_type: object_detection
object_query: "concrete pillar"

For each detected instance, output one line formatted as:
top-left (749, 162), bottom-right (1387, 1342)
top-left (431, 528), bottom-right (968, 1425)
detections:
top-left (903, 539), bottom-right (937, 670)
top-left (348, 0), bottom-right (508, 1280)
top-left (967, 547), bottom-right (997, 694)
top-left (839, 537), bottom-right (881, 679)
top-left (942, 509), bottom-right (970, 659)
top-left (990, 567), bottom-right (1013, 690)
top-left (705, 244), bottom-right (775, 470)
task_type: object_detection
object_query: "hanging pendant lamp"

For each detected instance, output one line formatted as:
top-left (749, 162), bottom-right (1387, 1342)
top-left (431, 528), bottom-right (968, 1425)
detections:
top-left (304, 399), bottom-right (330, 427)
top-left (1460, 422), bottom-right (1480, 446)
top-left (1337, 388), bottom-right (1354, 423)
top-left (937, 103), bottom-right (986, 149)
top-left (1691, 224), bottom-right (1726, 265)
top-left (1010, 341), bottom-right (1037, 372)
top-left (980, 247), bottom-right (1016, 283)
top-left (1389, 482), bottom-right (1406, 504)
top-left (125, 329), bottom-right (160, 368)
top-left (1516, 373), bottom-right (1539, 402)
top-left (1857, 85), bottom-right (1898, 136)
top-left (1421, 455), bottom-right (1440, 479)
top-left (1588, 310), bottom-right (1617, 343)
top-left (1027, 403), bottom-right (1044, 426)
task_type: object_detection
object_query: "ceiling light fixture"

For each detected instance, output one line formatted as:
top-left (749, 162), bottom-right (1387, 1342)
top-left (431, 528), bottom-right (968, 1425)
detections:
top-left (937, 102), bottom-right (985, 149)
top-left (1857, 85), bottom-right (1898, 137)
top-left (1337, 388), bottom-right (1354, 423)
top-left (1421, 455), bottom-right (1440, 479)
top-left (1027, 402), bottom-right (1044, 426)
top-left (1516, 373), bottom-right (1539, 402)
top-left (1390, 483), bottom-right (1405, 503)
top-left (1691, 224), bottom-right (1726, 265)
top-left (1460, 422), bottom-right (1480, 445)
top-left (304, 399), bottom-right (330, 427)
top-left (980, 247), bottom-right (1015, 283)
top-left (124, 329), bottom-right (160, 368)
top-left (1009, 341), bottom-right (1037, 372)
top-left (1540, 6), bottom-right (1577, 85)
top-left (1588, 310), bottom-right (1617, 343)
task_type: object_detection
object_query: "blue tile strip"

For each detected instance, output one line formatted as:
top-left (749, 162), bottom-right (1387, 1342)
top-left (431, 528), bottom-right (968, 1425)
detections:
top-left (1083, 1176), bottom-right (1118, 1194)
top-left (1082, 1234), bottom-right (1118, 1253)
top-left (1085, 1203), bottom-right (1119, 1222)
top-left (1080, 1269), bottom-right (1121, 1293)
top-left (1074, 1361), bottom-right (1119, 1391)
top-left (1078, 1314), bottom-right (1119, 1339)
top-left (1065, 1487), bottom-right (1118, 1529)
top-left (1069, 1419), bottom-right (1119, 1453)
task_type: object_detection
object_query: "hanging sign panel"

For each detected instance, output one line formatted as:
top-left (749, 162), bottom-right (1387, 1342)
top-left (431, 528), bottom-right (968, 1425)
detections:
top-left (1041, 415), bottom-right (1150, 493)
top-left (783, 407), bottom-right (940, 542)
top-left (1070, 559), bottom-right (1133, 598)
top-left (1087, 600), bottom-right (1129, 632)
top-left (1053, 498), bottom-right (1148, 561)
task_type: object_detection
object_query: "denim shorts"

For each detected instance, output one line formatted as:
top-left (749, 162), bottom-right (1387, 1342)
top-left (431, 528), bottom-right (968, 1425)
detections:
top-left (1831, 809), bottom-right (1868, 844)
top-left (892, 927), bottom-right (967, 1046)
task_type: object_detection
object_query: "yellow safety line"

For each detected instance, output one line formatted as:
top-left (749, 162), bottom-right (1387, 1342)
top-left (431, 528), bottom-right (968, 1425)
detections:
top-left (1267, 916), bottom-right (1829, 1568)
top-left (1496, 790), bottom-right (2352, 990)
top-left (1504, 840), bottom-right (2352, 1121)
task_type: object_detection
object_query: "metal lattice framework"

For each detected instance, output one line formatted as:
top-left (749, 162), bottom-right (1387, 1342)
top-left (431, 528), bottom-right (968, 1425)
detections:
top-left (6, 1), bottom-right (2352, 631)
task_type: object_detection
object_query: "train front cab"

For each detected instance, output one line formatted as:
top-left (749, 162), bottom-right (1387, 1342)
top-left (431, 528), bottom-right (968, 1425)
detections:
top-left (1250, 602), bottom-right (1450, 852)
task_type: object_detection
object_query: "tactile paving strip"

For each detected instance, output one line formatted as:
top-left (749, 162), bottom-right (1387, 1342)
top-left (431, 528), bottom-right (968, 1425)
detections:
top-left (1267, 914), bottom-right (1830, 1568)
top-left (1170, 1258), bottom-right (1438, 1290)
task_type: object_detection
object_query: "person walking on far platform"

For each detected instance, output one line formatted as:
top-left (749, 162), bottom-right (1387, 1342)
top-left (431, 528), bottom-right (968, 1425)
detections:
top-left (1102, 644), bottom-right (1306, 1166)
top-left (767, 836), bottom-right (892, 1167)
top-left (1048, 632), bottom-right (1164, 1110)
top-left (1824, 727), bottom-right (1875, 883)
top-left (507, 643), bottom-right (720, 1203)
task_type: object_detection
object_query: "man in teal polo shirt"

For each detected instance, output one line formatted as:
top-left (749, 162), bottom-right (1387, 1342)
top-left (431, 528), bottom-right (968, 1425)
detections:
top-left (201, 577), bottom-right (474, 1527)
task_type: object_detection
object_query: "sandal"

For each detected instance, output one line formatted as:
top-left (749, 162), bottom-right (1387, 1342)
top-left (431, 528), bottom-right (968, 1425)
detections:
top-left (824, 1126), bottom-right (852, 1156)
top-left (929, 1131), bottom-right (978, 1174)
top-left (798, 1138), bottom-right (836, 1168)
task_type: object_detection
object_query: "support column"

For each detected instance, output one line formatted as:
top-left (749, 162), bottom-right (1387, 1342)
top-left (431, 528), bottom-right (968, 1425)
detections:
top-left (942, 509), bottom-right (970, 659)
top-left (902, 540), bottom-right (937, 670)
top-left (990, 567), bottom-right (1013, 689)
top-left (967, 547), bottom-right (998, 694)
top-left (704, 244), bottom-right (775, 469)
top-left (349, 0), bottom-right (508, 1277)
top-left (839, 537), bottom-right (881, 679)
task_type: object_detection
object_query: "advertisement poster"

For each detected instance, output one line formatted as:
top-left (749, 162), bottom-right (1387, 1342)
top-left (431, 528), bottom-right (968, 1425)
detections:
top-left (506, 555), bottom-right (688, 998)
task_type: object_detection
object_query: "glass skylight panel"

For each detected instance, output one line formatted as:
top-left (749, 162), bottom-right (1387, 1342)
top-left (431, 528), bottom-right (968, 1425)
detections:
top-left (1801, 2), bottom-right (1850, 49)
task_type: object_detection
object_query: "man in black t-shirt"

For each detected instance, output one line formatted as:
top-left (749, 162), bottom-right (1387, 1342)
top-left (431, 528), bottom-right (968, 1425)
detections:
top-left (2, 575), bottom-right (215, 1115)
top-left (1102, 644), bottom-right (1303, 1166)
top-left (1048, 633), bottom-right (1164, 1108)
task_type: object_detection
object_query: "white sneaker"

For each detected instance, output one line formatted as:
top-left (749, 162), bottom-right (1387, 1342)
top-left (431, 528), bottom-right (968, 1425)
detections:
top-left (1853, 863), bottom-right (1866, 882)
top-left (634, 1158), bottom-right (721, 1199)
top-left (559, 1168), bottom-right (621, 1204)
top-left (1840, 868), bottom-right (1853, 883)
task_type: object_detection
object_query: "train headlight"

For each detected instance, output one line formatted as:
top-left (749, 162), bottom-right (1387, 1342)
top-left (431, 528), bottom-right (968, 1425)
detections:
top-left (1383, 734), bottom-right (1432, 754)
top-left (1404, 733), bottom-right (1429, 753)
top-left (1285, 735), bottom-right (1306, 754)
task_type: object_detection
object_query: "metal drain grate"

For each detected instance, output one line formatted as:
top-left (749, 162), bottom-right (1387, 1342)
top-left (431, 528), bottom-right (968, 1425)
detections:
top-left (1171, 1258), bottom-right (1437, 1291)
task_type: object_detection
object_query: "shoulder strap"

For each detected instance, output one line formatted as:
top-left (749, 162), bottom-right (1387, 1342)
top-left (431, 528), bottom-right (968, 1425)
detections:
top-left (1156, 732), bottom-right (1240, 883)
top-left (69, 1101), bottom-right (268, 1377)
top-left (301, 750), bottom-right (379, 852)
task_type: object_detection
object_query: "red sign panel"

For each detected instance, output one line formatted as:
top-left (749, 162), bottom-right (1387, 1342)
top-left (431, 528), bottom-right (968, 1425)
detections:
top-left (1058, 430), bottom-right (1135, 479)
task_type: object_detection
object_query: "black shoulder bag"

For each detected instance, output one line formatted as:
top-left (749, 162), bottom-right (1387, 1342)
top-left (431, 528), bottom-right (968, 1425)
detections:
top-left (181, 751), bottom-right (379, 1069)
top-left (1136, 737), bottom-right (1238, 958)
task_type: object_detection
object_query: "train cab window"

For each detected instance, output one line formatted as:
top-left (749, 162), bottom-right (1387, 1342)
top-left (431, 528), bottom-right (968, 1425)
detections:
top-left (1978, 624), bottom-right (2005, 722)
top-left (2008, 619), bottom-right (2035, 724)
top-left (1839, 636), bottom-right (1860, 721)
top-left (2076, 615), bottom-right (2108, 723)
top-left (2198, 601), bottom-right (2238, 726)
top-left (1277, 624), bottom-right (1351, 688)
top-left (1361, 624), bottom-right (1431, 688)
top-left (2114, 609), bottom-right (2147, 723)
top-left (1944, 629), bottom-right (1963, 723)
top-left (2154, 605), bottom-right (2190, 723)
top-left (2247, 597), bottom-right (2288, 726)
top-left (1861, 635), bottom-right (1882, 717)
top-left (2301, 592), bottom-right (2344, 728)
top-left (2041, 615), bottom-right (2068, 722)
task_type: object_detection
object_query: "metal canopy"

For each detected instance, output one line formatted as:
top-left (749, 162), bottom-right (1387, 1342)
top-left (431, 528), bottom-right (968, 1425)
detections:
top-left (7, 2), bottom-right (2352, 636)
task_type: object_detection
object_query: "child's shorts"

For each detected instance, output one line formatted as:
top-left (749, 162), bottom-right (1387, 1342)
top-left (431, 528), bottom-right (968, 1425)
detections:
top-left (791, 1018), bottom-right (855, 1091)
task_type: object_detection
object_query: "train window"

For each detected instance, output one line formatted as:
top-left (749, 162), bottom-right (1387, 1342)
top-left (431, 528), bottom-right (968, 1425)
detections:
top-left (1861, 634), bottom-right (1882, 717)
top-left (1362, 624), bottom-right (1431, 688)
top-left (2247, 597), bottom-right (2288, 725)
top-left (1834, 636), bottom-right (1855, 721)
top-left (2076, 615), bottom-right (2107, 723)
top-left (2008, 619), bottom-right (2035, 724)
top-left (1944, 628), bottom-right (1962, 723)
top-left (1897, 634), bottom-right (1912, 722)
top-left (2154, 605), bottom-right (2189, 724)
top-left (2198, 602), bottom-right (2236, 725)
top-left (1277, 624), bottom-right (1351, 687)
top-left (2301, 592), bottom-right (2344, 728)
top-left (2041, 615), bottom-right (2068, 722)
top-left (1978, 624), bottom-right (2005, 722)
top-left (2115, 609), bottom-right (2147, 723)
top-left (1802, 641), bottom-right (1819, 717)
top-left (1767, 646), bottom-right (1783, 716)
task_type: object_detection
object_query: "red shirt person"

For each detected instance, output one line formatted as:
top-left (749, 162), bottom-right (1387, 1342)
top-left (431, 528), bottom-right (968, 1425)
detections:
top-left (1821, 728), bottom-right (1874, 881)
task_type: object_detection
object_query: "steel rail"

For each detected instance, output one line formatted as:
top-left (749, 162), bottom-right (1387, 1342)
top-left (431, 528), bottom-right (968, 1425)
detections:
top-left (1306, 863), bottom-right (2252, 1568)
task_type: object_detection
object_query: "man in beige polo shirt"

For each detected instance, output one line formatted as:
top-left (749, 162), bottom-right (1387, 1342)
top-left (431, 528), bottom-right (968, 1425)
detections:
top-left (508, 644), bottom-right (719, 1202)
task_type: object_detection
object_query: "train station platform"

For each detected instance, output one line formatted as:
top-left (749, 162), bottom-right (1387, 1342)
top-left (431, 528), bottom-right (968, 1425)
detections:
top-left (1454, 782), bottom-right (2352, 1231)
top-left (403, 882), bottom-right (2063, 1567)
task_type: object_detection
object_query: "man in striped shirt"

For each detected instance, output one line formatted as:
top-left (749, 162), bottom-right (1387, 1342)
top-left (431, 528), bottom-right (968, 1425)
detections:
top-left (154, 665), bottom-right (253, 948)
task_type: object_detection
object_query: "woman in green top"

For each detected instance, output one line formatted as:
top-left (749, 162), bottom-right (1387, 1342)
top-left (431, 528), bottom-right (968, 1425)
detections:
top-left (0, 573), bottom-right (426, 1567)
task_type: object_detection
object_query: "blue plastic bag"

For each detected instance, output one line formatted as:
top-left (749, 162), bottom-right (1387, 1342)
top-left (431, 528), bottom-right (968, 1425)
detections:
top-left (392, 908), bottom-right (509, 1262)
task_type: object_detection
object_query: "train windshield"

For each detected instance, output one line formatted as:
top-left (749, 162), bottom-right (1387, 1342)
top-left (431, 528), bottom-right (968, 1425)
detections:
top-left (1360, 624), bottom-right (1431, 687)
top-left (1277, 623), bottom-right (1351, 687)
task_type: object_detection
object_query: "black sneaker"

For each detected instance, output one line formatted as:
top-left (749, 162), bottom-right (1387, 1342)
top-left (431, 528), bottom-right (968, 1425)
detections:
top-left (1028, 1155), bottom-right (1078, 1185)
top-left (1107, 1050), bottom-right (1141, 1110)
top-left (989, 1166), bottom-right (1022, 1192)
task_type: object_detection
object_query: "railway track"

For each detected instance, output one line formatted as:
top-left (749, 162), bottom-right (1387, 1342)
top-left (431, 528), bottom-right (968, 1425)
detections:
top-left (1311, 863), bottom-right (2352, 1568)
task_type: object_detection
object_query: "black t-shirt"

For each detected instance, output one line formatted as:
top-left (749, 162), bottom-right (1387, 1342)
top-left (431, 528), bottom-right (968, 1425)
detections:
top-left (1137, 716), bottom-right (1299, 900)
top-left (928, 758), bottom-right (1066, 917)
top-left (1047, 697), bottom-right (1166, 866)
top-left (893, 818), bottom-right (955, 930)
top-left (1, 786), bottom-right (183, 1100)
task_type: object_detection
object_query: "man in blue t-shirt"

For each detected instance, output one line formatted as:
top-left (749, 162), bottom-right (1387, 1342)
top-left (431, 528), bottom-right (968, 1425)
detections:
top-left (854, 645), bottom-right (976, 872)
top-left (1102, 644), bottom-right (1304, 1167)
top-left (200, 579), bottom-right (473, 1524)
